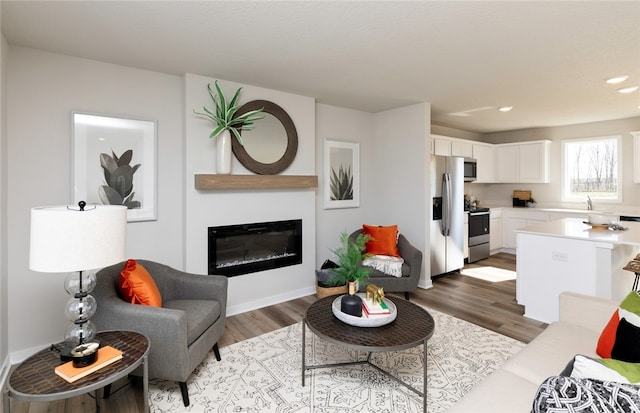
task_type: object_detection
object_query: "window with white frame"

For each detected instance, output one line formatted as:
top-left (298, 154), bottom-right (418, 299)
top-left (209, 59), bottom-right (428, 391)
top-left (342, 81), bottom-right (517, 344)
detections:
top-left (562, 135), bottom-right (621, 202)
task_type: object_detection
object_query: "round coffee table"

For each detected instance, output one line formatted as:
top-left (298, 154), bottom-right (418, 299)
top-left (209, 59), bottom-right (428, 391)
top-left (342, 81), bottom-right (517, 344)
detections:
top-left (5, 330), bottom-right (150, 413)
top-left (302, 295), bottom-right (435, 412)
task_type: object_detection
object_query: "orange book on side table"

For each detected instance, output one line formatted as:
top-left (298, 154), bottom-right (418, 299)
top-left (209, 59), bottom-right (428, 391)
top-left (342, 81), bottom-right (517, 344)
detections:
top-left (55, 346), bottom-right (123, 383)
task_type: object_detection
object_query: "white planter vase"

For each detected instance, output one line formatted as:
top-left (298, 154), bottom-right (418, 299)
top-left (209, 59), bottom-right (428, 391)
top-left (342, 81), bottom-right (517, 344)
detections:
top-left (215, 129), bottom-right (232, 174)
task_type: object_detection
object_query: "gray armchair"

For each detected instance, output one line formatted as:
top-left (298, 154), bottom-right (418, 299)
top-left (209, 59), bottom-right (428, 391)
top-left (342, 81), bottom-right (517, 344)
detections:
top-left (349, 229), bottom-right (423, 300)
top-left (93, 260), bottom-right (227, 406)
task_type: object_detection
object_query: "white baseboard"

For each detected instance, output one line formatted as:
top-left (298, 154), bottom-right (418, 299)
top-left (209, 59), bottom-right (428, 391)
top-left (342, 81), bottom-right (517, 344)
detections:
top-left (226, 286), bottom-right (316, 317)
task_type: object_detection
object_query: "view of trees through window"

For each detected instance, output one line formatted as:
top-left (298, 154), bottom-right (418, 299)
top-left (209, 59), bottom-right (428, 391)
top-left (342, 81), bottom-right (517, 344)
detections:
top-left (563, 136), bottom-right (620, 201)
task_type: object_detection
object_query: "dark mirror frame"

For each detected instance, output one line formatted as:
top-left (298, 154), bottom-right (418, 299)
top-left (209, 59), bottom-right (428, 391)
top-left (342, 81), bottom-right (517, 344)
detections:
top-left (231, 100), bottom-right (298, 175)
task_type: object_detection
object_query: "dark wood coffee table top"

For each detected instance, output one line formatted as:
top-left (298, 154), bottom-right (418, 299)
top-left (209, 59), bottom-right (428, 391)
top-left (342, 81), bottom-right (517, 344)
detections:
top-left (305, 295), bottom-right (435, 352)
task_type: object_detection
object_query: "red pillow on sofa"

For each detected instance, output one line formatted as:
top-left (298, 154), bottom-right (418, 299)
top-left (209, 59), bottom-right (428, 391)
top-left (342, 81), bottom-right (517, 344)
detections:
top-left (362, 224), bottom-right (400, 257)
top-left (119, 259), bottom-right (162, 307)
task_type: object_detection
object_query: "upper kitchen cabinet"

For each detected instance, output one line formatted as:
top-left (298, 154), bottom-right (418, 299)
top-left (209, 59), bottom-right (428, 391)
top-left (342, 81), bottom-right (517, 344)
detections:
top-left (495, 140), bottom-right (551, 183)
top-left (472, 142), bottom-right (495, 183)
top-left (431, 134), bottom-right (473, 158)
top-left (633, 131), bottom-right (640, 183)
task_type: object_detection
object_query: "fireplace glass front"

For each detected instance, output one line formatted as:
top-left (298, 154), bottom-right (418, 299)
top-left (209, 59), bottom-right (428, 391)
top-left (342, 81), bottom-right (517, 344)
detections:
top-left (208, 219), bottom-right (302, 276)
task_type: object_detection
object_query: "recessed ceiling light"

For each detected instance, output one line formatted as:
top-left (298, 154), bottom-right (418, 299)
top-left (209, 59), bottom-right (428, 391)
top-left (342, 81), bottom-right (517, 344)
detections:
top-left (498, 106), bottom-right (513, 112)
top-left (618, 86), bottom-right (639, 94)
top-left (606, 75), bottom-right (629, 84)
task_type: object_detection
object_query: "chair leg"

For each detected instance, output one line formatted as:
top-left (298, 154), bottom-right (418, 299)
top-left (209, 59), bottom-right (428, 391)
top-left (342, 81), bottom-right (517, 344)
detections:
top-left (404, 291), bottom-right (410, 300)
top-left (103, 383), bottom-right (112, 398)
top-left (179, 381), bottom-right (190, 407)
top-left (213, 342), bottom-right (221, 361)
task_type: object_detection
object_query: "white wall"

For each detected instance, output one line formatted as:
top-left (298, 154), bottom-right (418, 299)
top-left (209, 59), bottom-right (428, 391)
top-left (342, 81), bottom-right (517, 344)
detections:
top-left (6, 46), bottom-right (183, 358)
top-left (184, 74), bottom-right (317, 316)
top-left (480, 117), bottom-right (640, 210)
top-left (315, 104), bottom-right (376, 264)
top-left (374, 104), bottom-right (431, 289)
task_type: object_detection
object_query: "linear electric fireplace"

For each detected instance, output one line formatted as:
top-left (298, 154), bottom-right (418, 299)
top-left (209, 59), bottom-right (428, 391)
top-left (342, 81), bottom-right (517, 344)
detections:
top-left (208, 219), bottom-right (302, 277)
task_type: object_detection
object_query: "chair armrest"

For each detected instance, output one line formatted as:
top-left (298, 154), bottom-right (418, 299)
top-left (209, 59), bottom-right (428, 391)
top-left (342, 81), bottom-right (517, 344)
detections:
top-left (559, 291), bottom-right (618, 333)
top-left (136, 260), bottom-right (228, 314)
top-left (397, 234), bottom-right (422, 273)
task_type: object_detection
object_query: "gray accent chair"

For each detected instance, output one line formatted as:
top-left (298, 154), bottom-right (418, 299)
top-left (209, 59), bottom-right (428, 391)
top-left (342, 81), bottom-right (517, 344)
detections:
top-left (93, 260), bottom-right (228, 406)
top-left (349, 229), bottom-right (423, 300)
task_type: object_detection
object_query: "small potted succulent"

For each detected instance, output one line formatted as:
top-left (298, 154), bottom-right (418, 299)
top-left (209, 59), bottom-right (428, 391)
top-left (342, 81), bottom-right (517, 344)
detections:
top-left (193, 80), bottom-right (264, 174)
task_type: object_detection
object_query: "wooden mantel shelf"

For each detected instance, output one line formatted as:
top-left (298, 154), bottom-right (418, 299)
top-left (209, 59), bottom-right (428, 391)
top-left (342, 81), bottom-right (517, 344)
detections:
top-left (195, 174), bottom-right (318, 190)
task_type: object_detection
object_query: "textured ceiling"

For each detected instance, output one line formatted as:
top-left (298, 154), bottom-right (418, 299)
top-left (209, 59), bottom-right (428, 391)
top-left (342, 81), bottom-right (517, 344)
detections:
top-left (2, 1), bottom-right (640, 133)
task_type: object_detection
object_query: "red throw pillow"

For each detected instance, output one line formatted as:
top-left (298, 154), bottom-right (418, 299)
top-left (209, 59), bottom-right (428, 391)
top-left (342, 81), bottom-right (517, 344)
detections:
top-left (362, 224), bottom-right (400, 257)
top-left (119, 259), bottom-right (162, 307)
top-left (596, 310), bottom-right (620, 358)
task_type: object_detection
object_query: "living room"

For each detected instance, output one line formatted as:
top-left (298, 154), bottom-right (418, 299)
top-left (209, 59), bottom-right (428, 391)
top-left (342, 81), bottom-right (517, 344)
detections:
top-left (2, 2), bottom-right (640, 412)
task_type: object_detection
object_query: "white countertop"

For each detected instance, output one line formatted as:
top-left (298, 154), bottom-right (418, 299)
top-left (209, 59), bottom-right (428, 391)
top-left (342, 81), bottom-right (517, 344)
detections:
top-left (516, 218), bottom-right (640, 246)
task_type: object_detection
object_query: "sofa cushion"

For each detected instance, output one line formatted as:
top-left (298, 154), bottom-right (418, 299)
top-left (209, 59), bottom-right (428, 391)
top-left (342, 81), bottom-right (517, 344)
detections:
top-left (446, 369), bottom-right (540, 413)
top-left (362, 224), bottom-right (400, 257)
top-left (163, 299), bottom-right (221, 345)
top-left (119, 259), bottom-right (162, 307)
top-left (502, 321), bottom-right (601, 385)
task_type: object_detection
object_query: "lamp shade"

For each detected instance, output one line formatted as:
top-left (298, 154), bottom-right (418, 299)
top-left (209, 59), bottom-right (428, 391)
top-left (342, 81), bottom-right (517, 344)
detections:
top-left (30, 204), bottom-right (127, 273)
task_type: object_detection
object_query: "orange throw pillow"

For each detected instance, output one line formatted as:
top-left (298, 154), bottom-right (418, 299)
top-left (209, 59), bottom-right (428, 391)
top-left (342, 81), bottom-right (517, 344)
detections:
top-left (362, 224), bottom-right (400, 257)
top-left (596, 309), bottom-right (620, 358)
top-left (119, 259), bottom-right (162, 307)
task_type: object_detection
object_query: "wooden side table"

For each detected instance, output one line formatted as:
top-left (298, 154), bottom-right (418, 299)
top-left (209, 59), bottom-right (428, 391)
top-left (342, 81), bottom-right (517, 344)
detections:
top-left (4, 330), bottom-right (149, 413)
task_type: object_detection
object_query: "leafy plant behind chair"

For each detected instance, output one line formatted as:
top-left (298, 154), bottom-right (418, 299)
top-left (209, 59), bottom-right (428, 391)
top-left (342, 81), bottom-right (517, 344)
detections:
top-left (330, 165), bottom-right (353, 200)
top-left (98, 149), bottom-right (141, 209)
top-left (328, 231), bottom-right (372, 286)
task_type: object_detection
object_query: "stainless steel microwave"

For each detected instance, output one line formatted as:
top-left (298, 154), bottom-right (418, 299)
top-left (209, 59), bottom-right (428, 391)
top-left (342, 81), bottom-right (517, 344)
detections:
top-left (464, 158), bottom-right (477, 182)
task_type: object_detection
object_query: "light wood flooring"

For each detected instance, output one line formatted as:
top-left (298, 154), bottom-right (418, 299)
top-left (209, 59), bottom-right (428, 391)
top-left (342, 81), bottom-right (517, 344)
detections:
top-left (8, 253), bottom-right (546, 412)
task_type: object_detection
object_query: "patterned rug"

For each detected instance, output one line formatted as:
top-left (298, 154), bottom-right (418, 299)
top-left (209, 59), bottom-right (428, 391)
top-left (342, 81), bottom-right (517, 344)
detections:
top-left (148, 306), bottom-right (525, 412)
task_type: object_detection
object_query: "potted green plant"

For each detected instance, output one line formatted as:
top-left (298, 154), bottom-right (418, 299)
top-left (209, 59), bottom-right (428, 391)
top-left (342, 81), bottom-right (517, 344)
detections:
top-left (193, 80), bottom-right (264, 174)
top-left (328, 231), bottom-right (372, 317)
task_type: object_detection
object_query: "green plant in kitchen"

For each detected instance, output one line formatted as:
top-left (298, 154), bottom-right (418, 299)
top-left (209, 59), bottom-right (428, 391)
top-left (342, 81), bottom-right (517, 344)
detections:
top-left (98, 149), bottom-right (141, 209)
top-left (193, 80), bottom-right (264, 145)
top-left (328, 231), bottom-right (372, 286)
top-left (329, 165), bottom-right (353, 200)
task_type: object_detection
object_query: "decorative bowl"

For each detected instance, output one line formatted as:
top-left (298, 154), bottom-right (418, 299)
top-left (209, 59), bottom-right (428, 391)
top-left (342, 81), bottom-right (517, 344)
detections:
top-left (331, 293), bottom-right (397, 327)
top-left (588, 214), bottom-right (612, 225)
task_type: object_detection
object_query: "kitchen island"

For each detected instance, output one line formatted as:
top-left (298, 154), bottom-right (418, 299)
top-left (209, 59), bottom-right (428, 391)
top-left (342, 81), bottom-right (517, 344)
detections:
top-left (515, 218), bottom-right (640, 323)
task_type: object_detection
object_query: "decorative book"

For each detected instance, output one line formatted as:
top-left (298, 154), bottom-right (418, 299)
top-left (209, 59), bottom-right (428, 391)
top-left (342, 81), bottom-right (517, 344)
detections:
top-left (362, 298), bottom-right (391, 315)
top-left (55, 345), bottom-right (123, 383)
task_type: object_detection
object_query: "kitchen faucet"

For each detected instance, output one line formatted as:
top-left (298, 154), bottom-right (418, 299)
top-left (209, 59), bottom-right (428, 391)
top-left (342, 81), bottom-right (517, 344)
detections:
top-left (587, 196), bottom-right (593, 211)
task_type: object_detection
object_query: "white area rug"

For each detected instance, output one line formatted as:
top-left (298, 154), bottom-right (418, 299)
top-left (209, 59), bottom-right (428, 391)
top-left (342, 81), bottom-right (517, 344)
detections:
top-left (149, 307), bottom-right (524, 412)
top-left (461, 266), bottom-right (517, 282)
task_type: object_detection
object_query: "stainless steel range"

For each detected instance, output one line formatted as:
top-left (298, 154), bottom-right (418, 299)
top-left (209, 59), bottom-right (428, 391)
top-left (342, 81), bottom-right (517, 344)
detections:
top-left (468, 208), bottom-right (490, 263)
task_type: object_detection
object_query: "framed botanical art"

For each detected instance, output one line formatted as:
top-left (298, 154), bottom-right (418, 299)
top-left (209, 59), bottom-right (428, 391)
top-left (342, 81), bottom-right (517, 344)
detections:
top-left (72, 112), bottom-right (157, 222)
top-left (323, 139), bottom-right (360, 209)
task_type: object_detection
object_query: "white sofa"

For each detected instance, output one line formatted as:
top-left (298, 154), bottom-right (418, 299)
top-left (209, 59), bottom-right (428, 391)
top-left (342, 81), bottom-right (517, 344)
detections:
top-left (448, 291), bottom-right (618, 413)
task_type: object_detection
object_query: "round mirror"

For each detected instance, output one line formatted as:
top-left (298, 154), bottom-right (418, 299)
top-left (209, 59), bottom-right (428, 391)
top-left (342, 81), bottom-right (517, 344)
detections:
top-left (231, 100), bottom-right (298, 175)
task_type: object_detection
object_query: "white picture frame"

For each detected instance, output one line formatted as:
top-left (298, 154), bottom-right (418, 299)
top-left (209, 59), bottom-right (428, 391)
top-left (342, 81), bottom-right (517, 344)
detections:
top-left (323, 139), bottom-right (360, 209)
top-left (72, 112), bottom-right (157, 222)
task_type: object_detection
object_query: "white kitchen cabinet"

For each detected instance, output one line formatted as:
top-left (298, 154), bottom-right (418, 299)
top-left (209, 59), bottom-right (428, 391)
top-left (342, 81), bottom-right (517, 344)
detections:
top-left (451, 140), bottom-right (473, 158)
top-left (633, 131), bottom-right (640, 183)
top-left (472, 143), bottom-right (495, 183)
top-left (495, 141), bottom-right (550, 183)
top-left (502, 209), bottom-right (549, 250)
top-left (431, 134), bottom-right (473, 158)
top-left (489, 208), bottom-right (503, 253)
top-left (432, 135), bottom-right (452, 156)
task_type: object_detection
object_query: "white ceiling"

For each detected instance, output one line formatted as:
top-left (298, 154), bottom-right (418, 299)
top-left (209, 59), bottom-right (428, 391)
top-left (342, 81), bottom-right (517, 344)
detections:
top-left (2, 1), bottom-right (640, 134)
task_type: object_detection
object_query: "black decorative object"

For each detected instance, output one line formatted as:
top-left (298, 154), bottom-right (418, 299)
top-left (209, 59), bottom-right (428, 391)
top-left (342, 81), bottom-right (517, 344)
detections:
top-left (341, 293), bottom-right (363, 317)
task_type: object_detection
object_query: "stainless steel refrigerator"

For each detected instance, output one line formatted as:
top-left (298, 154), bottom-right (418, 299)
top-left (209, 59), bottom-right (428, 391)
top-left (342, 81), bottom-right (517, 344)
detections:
top-left (430, 156), bottom-right (465, 277)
